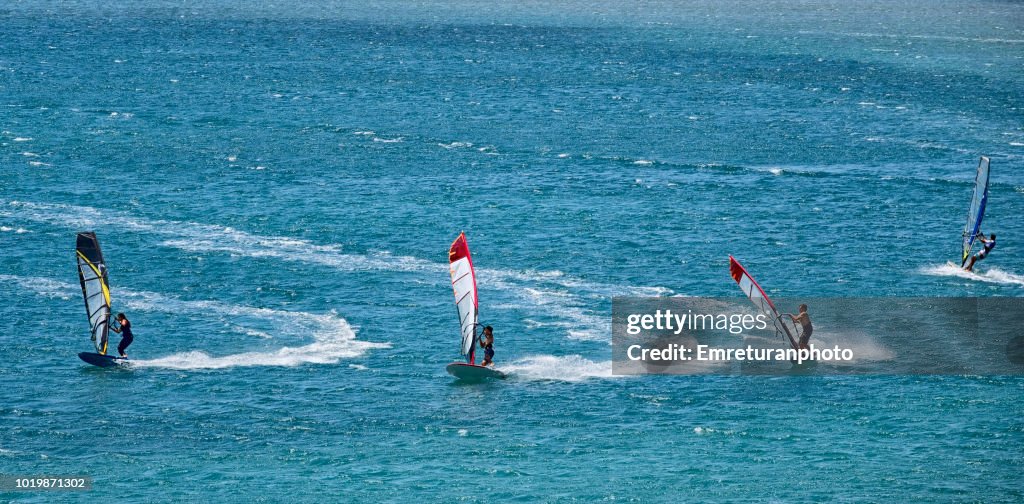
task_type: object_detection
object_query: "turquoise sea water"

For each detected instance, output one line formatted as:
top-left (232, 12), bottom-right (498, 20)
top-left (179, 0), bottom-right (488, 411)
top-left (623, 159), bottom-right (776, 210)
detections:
top-left (2, 1), bottom-right (1023, 501)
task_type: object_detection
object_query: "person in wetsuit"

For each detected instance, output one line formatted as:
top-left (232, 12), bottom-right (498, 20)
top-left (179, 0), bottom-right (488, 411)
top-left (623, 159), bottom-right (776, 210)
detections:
top-left (964, 233), bottom-right (996, 272)
top-left (109, 312), bottom-right (134, 358)
top-left (479, 326), bottom-right (495, 367)
top-left (787, 304), bottom-right (813, 350)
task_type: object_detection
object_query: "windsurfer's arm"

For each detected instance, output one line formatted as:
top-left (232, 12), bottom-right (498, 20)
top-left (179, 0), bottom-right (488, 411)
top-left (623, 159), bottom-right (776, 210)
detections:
top-left (109, 320), bottom-right (121, 332)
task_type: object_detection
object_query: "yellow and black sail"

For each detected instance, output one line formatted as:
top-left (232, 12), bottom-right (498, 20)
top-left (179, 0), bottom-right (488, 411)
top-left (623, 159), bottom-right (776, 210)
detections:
top-left (76, 232), bottom-right (112, 355)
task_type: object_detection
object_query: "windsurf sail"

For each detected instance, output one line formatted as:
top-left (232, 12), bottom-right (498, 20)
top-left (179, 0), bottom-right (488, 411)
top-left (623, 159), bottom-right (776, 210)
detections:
top-left (961, 156), bottom-right (991, 266)
top-left (449, 232), bottom-right (479, 364)
top-left (76, 232), bottom-right (112, 355)
top-left (729, 256), bottom-right (800, 350)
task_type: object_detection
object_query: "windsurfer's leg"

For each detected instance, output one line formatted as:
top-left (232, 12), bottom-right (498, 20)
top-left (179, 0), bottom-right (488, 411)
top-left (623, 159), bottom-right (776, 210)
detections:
top-left (968, 249), bottom-right (990, 271)
top-left (118, 335), bottom-right (133, 357)
top-left (798, 327), bottom-right (812, 350)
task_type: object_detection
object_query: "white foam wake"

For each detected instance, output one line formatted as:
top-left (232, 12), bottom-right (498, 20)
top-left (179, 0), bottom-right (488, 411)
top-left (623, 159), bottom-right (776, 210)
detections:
top-left (742, 331), bottom-right (895, 365)
top-left (2, 200), bottom-right (674, 341)
top-left (133, 338), bottom-right (381, 370)
top-left (920, 263), bottom-right (1024, 287)
top-left (499, 354), bottom-right (622, 382)
top-left (3, 274), bottom-right (388, 369)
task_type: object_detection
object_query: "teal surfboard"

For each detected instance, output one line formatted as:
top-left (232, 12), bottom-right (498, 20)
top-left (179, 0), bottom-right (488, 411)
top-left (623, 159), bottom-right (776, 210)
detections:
top-left (78, 352), bottom-right (127, 368)
top-left (446, 362), bottom-right (506, 381)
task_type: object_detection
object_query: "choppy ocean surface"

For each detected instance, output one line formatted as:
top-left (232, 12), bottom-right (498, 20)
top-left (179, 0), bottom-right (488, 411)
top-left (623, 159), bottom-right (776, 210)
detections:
top-left (2, 1), bottom-right (1023, 501)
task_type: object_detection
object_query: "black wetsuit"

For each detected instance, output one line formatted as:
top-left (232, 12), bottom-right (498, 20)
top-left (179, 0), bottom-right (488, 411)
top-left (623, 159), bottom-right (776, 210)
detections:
top-left (482, 340), bottom-right (494, 362)
top-left (117, 320), bottom-right (134, 355)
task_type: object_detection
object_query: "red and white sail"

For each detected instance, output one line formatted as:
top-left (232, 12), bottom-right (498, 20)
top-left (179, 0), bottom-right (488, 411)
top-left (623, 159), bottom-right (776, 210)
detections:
top-left (729, 256), bottom-right (800, 350)
top-left (449, 233), bottom-right (479, 363)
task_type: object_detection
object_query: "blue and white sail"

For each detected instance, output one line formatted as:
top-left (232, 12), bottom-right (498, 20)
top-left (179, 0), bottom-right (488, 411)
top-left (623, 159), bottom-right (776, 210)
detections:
top-left (961, 156), bottom-right (991, 266)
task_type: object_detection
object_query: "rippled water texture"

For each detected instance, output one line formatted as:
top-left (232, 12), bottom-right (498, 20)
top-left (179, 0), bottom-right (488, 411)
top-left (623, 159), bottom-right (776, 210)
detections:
top-left (2, 1), bottom-right (1022, 501)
